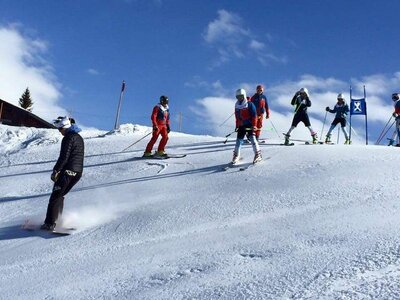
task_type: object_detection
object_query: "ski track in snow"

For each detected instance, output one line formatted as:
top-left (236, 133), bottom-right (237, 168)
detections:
top-left (1, 124), bottom-right (400, 299)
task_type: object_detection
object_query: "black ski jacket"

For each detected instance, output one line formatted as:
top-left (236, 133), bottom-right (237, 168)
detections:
top-left (54, 130), bottom-right (84, 173)
top-left (291, 93), bottom-right (311, 115)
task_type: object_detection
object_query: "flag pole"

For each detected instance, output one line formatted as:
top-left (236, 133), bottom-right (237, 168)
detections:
top-left (114, 80), bottom-right (126, 131)
top-left (364, 85), bottom-right (368, 145)
top-left (349, 85), bottom-right (352, 141)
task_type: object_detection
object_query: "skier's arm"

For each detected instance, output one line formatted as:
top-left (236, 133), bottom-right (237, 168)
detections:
top-left (305, 97), bottom-right (311, 107)
top-left (249, 103), bottom-right (257, 127)
top-left (265, 97), bottom-right (270, 119)
top-left (53, 136), bottom-right (73, 172)
top-left (291, 94), bottom-right (298, 106)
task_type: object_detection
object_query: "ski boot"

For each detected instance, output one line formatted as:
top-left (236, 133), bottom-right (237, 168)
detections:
top-left (142, 152), bottom-right (153, 157)
top-left (325, 135), bottom-right (331, 143)
top-left (344, 139), bottom-right (351, 145)
top-left (311, 133), bottom-right (318, 144)
top-left (232, 151), bottom-right (240, 164)
top-left (388, 139), bottom-right (395, 146)
top-left (253, 151), bottom-right (262, 164)
top-left (40, 223), bottom-right (56, 231)
top-left (283, 134), bottom-right (291, 146)
top-left (155, 151), bottom-right (168, 158)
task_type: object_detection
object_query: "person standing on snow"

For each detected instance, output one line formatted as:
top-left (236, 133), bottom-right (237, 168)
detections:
top-left (41, 117), bottom-right (84, 231)
top-left (143, 95), bottom-right (171, 157)
top-left (250, 84), bottom-right (270, 141)
top-left (232, 88), bottom-right (262, 164)
top-left (324, 93), bottom-right (351, 144)
top-left (283, 87), bottom-right (318, 145)
top-left (388, 93), bottom-right (400, 146)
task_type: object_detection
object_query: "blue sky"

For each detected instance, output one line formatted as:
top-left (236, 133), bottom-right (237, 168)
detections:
top-left (1, 0), bottom-right (400, 141)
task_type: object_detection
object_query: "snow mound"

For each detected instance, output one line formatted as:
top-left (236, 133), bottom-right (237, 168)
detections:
top-left (0, 125), bottom-right (60, 154)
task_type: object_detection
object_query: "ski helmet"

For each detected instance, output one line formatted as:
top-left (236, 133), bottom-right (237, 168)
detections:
top-left (160, 95), bottom-right (169, 105)
top-left (337, 93), bottom-right (345, 101)
top-left (299, 87), bottom-right (309, 96)
top-left (53, 116), bottom-right (71, 129)
top-left (392, 93), bottom-right (399, 101)
top-left (236, 88), bottom-right (247, 100)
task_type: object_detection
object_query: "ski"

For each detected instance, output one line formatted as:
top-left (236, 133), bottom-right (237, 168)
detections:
top-left (280, 143), bottom-right (295, 146)
top-left (239, 156), bottom-right (271, 171)
top-left (22, 220), bottom-right (76, 236)
top-left (221, 157), bottom-right (244, 171)
top-left (304, 141), bottom-right (324, 145)
top-left (142, 154), bottom-right (187, 159)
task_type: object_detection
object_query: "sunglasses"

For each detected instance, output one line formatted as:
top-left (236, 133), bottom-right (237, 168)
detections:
top-left (236, 95), bottom-right (245, 100)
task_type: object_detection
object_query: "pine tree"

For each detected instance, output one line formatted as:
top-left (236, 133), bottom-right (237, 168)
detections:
top-left (19, 88), bottom-right (34, 111)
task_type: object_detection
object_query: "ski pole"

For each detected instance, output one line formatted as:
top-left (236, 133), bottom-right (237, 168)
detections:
top-left (375, 115), bottom-right (393, 144)
top-left (223, 130), bottom-right (237, 144)
top-left (121, 131), bottom-right (152, 152)
top-left (269, 119), bottom-right (281, 138)
top-left (378, 120), bottom-right (395, 145)
top-left (219, 112), bottom-right (234, 127)
top-left (320, 111), bottom-right (328, 138)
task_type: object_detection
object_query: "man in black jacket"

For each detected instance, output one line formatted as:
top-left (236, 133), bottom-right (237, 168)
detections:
top-left (41, 116), bottom-right (84, 231)
top-left (283, 87), bottom-right (318, 145)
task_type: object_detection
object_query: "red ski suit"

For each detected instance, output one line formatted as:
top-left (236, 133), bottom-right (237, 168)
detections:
top-left (145, 104), bottom-right (170, 153)
top-left (250, 93), bottom-right (270, 138)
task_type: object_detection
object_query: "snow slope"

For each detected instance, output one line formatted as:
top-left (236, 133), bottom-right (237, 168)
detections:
top-left (1, 124), bottom-right (400, 299)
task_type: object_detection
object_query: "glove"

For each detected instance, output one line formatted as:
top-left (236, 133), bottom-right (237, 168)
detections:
top-left (51, 170), bottom-right (60, 182)
top-left (166, 125), bottom-right (170, 133)
top-left (301, 99), bottom-right (307, 105)
top-left (393, 112), bottom-right (398, 118)
top-left (265, 113), bottom-right (270, 119)
top-left (325, 107), bottom-right (330, 112)
top-left (234, 127), bottom-right (239, 132)
top-left (153, 126), bottom-right (159, 132)
top-left (252, 126), bottom-right (258, 133)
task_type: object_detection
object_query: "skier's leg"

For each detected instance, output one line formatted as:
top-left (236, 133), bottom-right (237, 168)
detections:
top-left (145, 130), bottom-right (160, 153)
top-left (233, 127), bottom-right (245, 162)
top-left (248, 131), bottom-right (260, 154)
top-left (157, 127), bottom-right (169, 153)
top-left (256, 117), bottom-right (263, 140)
top-left (248, 129), bottom-right (261, 162)
top-left (341, 126), bottom-right (349, 140)
top-left (44, 174), bottom-right (73, 226)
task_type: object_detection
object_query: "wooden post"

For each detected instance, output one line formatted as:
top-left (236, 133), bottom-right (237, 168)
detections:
top-left (178, 112), bottom-right (182, 132)
top-left (0, 101), bottom-right (3, 123)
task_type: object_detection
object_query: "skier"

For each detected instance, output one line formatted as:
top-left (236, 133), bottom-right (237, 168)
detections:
top-left (143, 95), bottom-right (171, 157)
top-left (324, 93), bottom-right (351, 144)
top-left (250, 84), bottom-right (270, 141)
top-left (41, 116), bottom-right (84, 231)
top-left (232, 88), bottom-right (262, 164)
top-left (283, 88), bottom-right (318, 145)
top-left (388, 93), bottom-right (400, 146)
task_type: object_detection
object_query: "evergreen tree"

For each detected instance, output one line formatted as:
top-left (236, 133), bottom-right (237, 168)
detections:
top-left (19, 88), bottom-right (34, 111)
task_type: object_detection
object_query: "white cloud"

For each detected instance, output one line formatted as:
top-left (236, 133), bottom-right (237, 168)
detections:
top-left (191, 73), bottom-right (400, 141)
top-left (0, 25), bottom-right (66, 122)
top-left (87, 68), bottom-right (101, 75)
top-left (249, 40), bottom-right (265, 50)
top-left (203, 10), bottom-right (285, 67)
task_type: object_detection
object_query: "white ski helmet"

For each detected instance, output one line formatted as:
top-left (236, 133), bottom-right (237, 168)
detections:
top-left (299, 87), bottom-right (309, 97)
top-left (392, 93), bottom-right (400, 101)
top-left (337, 93), bottom-right (345, 101)
top-left (53, 116), bottom-right (71, 129)
top-left (236, 88), bottom-right (247, 100)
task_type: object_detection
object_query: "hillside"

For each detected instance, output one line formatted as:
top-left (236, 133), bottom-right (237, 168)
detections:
top-left (1, 124), bottom-right (400, 299)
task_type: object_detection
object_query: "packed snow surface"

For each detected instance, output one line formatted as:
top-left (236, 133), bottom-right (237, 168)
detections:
top-left (1, 124), bottom-right (400, 299)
